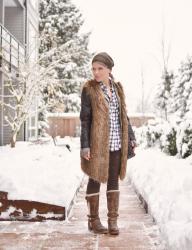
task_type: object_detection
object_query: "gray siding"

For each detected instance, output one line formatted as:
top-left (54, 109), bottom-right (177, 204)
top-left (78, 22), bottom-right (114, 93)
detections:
top-left (26, 0), bottom-right (39, 49)
top-left (0, 0), bottom-right (39, 146)
top-left (18, 0), bottom-right (25, 7)
top-left (2, 121), bottom-right (12, 145)
top-left (4, 7), bottom-right (25, 44)
top-left (0, 0), bottom-right (4, 24)
top-left (1, 76), bottom-right (25, 145)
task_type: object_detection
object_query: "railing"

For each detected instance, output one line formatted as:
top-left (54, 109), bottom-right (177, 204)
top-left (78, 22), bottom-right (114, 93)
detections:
top-left (0, 23), bottom-right (25, 71)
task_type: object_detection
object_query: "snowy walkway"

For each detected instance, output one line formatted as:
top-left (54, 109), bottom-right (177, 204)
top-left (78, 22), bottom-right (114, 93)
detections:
top-left (0, 177), bottom-right (164, 249)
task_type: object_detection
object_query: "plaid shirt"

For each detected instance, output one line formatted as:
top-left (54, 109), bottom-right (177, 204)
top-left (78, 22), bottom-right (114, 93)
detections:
top-left (100, 81), bottom-right (121, 151)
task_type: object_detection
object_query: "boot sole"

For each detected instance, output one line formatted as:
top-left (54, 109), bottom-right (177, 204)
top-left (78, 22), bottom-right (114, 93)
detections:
top-left (89, 228), bottom-right (108, 234)
top-left (109, 230), bottom-right (119, 235)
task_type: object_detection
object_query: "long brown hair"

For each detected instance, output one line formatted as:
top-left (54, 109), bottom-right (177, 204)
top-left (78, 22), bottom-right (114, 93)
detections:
top-left (109, 72), bottom-right (115, 81)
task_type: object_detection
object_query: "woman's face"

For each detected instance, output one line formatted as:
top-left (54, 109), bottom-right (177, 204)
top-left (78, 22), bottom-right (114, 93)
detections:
top-left (92, 62), bottom-right (111, 83)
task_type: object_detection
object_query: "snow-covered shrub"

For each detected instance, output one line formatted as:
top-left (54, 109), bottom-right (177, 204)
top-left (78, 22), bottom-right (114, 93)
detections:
top-left (176, 120), bottom-right (192, 158)
top-left (136, 118), bottom-right (163, 148)
top-left (136, 116), bottom-right (192, 158)
top-left (136, 118), bottom-right (178, 156)
top-left (160, 125), bottom-right (177, 156)
top-left (63, 93), bottom-right (81, 112)
top-left (38, 111), bottom-right (49, 137)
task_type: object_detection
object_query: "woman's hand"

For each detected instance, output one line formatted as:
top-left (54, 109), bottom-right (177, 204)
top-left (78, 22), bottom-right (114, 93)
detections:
top-left (81, 148), bottom-right (91, 161)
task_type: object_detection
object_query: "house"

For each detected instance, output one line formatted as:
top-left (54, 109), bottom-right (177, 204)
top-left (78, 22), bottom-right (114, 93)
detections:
top-left (0, 0), bottom-right (39, 146)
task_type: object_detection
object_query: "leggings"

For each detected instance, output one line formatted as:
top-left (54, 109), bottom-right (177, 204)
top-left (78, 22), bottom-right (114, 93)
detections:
top-left (86, 150), bottom-right (121, 194)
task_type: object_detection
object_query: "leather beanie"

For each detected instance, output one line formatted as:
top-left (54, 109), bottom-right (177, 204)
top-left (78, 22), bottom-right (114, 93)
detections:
top-left (92, 52), bottom-right (114, 70)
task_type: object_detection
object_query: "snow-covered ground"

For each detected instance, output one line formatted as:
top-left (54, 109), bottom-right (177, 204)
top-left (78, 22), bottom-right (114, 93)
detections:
top-left (127, 147), bottom-right (192, 250)
top-left (0, 137), bottom-right (83, 209)
top-left (1, 137), bottom-right (192, 249)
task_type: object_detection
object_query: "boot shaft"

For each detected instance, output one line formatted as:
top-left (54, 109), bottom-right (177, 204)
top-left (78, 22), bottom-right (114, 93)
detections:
top-left (86, 194), bottom-right (99, 217)
top-left (107, 191), bottom-right (120, 218)
top-left (107, 190), bottom-right (120, 235)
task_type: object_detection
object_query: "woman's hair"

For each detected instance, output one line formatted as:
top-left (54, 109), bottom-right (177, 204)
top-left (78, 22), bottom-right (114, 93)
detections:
top-left (92, 52), bottom-right (114, 70)
top-left (109, 72), bottom-right (114, 80)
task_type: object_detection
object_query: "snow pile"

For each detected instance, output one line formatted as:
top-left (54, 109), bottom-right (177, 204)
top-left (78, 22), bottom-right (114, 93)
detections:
top-left (127, 147), bottom-right (192, 250)
top-left (0, 137), bottom-right (83, 208)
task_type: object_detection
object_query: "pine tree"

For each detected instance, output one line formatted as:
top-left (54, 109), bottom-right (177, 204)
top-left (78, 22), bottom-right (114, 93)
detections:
top-left (155, 70), bottom-right (174, 120)
top-left (170, 56), bottom-right (192, 119)
top-left (39, 0), bottom-right (92, 112)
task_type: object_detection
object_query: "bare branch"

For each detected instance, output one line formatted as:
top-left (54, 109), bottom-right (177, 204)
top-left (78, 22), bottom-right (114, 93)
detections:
top-left (0, 38), bottom-right (81, 147)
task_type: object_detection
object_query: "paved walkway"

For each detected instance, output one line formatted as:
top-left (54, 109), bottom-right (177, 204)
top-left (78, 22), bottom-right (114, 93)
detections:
top-left (0, 178), bottom-right (164, 249)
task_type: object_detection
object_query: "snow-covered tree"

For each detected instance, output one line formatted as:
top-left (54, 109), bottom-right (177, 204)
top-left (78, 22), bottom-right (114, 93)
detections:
top-left (0, 43), bottom-right (74, 147)
top-left (154, 23), bottom-right (174, 120)
top-left (176, 120), bottom-right (192, 158)
top-left (155, 70), bottom-right (174, 120)
top-left (39, 0), bottom-right (92, 112)
top-left (141, 51), bottom-right (192, 158)
top-left (169, 56), bottom-right (192, 120)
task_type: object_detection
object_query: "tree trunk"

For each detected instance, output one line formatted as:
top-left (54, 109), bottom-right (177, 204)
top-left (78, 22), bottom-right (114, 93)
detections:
top-left (10, 132), bottom-right (17, 148)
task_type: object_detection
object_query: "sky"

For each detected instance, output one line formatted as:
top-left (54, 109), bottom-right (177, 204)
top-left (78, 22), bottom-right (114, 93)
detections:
top-left (72, 0), bottom-right (192, 112)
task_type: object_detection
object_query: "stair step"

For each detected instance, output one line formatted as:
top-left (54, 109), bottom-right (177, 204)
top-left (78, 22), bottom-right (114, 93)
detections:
top-left (0, 199), bottom-right (65, 221)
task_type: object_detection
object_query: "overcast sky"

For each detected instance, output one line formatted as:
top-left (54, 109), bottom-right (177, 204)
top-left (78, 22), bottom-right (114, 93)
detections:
top-left (72, 0), bottom-right (192, 112)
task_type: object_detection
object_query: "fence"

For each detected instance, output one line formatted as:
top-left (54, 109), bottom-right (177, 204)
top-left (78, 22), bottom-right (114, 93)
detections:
top-left (47, 113), bottom-right (80, 138)
top-left (47, 113), bottom-right (155, 138)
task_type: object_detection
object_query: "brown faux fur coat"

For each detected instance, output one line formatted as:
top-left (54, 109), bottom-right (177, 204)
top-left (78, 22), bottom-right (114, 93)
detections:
top-left (80, 79), bottom-right (129, 183)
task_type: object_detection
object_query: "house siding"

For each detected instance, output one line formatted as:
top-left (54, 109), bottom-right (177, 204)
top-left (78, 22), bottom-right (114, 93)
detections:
top-left (0, 0), bottom-right (39, 146)
top-left (0, 1), bottom-right (4, 24)
top-left (4, 7), bottom-right (25, 45)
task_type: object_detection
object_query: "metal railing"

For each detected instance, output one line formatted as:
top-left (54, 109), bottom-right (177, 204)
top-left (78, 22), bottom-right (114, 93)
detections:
top-left (0, 23), bottom-right (25, 71)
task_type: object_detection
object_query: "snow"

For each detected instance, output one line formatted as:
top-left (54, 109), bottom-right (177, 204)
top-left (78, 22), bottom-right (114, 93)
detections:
top-left (1, 135), bottom-right (192, 249)
top-left (0, 137), bottom-right (83, 208)
top-left (127, 147), bottom-right (192, 250)
top-left (0, 207), bottom-right (17, 219)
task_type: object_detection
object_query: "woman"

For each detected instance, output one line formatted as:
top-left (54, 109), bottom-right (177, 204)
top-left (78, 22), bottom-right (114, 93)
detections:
top-left (80, 52), bottom-right (136, 235)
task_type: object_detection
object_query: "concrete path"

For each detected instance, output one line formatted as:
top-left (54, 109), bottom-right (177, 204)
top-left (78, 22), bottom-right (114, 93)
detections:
top-left (0, 178), bottom-right (164, 249)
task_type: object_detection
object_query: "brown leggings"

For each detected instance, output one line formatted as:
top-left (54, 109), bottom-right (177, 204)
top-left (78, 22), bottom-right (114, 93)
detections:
top-left (86, 150), bottom-right (121, 194)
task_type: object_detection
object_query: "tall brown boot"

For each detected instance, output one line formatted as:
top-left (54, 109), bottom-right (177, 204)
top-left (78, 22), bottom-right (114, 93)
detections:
top-left (86, 194), bottom-right (108, 234)
top-left (107, 190), bottom-right (120, 235)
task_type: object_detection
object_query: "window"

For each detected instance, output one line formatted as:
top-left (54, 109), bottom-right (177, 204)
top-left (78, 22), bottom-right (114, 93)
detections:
top-left (28, 113), bottom-right (38, 140)
top-left (28, 22), bottom-right (38, 62)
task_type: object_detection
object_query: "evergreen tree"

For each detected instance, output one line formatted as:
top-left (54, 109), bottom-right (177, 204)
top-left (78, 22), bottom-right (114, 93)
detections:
top-left (39, 0), bottom-right (92, 112)
top-left (155, 70), bottom-right (174, 120)
top-left (170, 56), bottom-right (192, 119)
